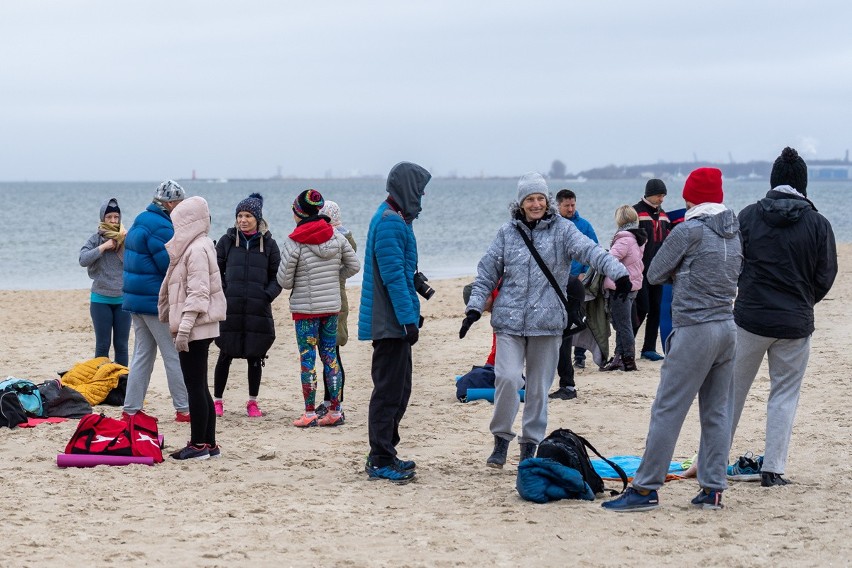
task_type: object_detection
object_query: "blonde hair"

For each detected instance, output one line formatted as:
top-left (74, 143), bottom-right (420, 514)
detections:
top-left (614, 205), bottom-right (638, 227)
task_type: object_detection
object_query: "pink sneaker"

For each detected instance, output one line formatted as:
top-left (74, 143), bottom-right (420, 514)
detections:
top-left (214, 400), bottom-right (224, 417)
top-left (175, 411), bottom-right (191, 423)
top-left (246, 400), bottom-right (263, 418)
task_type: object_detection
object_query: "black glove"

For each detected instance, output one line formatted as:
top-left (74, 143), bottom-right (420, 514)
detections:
top-left (614, 275), bottom-right (632, 300)
top-left (459, 310), bottom-right (482, 339)
top-left (403, 323), bottom-right (419, 345)
top-left (418, 315), bottom-right (425, 329)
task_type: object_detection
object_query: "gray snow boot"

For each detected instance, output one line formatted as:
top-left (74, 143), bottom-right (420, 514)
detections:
top-left (519, 442), bottom-right (537, 463)
top-left (486, 435), bottom-right (510, 468)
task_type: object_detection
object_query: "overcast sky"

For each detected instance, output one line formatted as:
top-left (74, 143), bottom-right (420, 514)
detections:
top-left (1, 1), bottom-right (850, 181)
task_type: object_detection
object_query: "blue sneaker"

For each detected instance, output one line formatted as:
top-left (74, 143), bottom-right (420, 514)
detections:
top-left (601, 487), bottom-right (659, 512)
top-left (640, 351), bottom-right (665, 361)
top-left (727, 452), bottom-right (763, 481)
top-left (365, 459), bottom-right (416, 484)
top-left (691, 489), bottom-right (724, 509)
top-left (394, 457), bottom-right (417, 471)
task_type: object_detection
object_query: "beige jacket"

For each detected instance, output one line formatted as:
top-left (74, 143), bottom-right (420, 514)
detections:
top-left (158, 196), bottom-right (227, 341)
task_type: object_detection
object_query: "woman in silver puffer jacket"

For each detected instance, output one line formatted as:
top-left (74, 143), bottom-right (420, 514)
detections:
top-left (461, 172), bottom-right (630, 468)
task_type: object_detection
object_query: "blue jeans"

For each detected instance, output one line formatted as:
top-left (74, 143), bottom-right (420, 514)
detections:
top-left (90, 301), bottom-right (131, 366)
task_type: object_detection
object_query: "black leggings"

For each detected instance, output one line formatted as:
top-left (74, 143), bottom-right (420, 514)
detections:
top-left (178, 338), bottom-right (216, 446)
top-left (213, 352), bottom-right (263, 398)
top-left (633, 279), bottom-right (663, 353)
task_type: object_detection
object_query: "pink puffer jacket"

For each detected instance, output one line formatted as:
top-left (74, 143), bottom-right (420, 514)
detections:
top-left (158, 196), bottom-right (226, 341)
top-left (604, 230), bottom-right (646, 292)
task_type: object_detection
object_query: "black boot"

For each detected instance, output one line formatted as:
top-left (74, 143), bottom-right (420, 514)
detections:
top-left (519, 442), bottom-right (537, 463)
top-left (601, 354), bottom-right (624, 372)
top-left (622, 355), bottom-right (637, 372)
top-left (486, 435), bottom-right (510, 469)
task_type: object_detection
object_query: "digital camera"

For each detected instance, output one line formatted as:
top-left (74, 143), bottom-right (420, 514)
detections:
top-left (413, 271), bottom-right (435, 300)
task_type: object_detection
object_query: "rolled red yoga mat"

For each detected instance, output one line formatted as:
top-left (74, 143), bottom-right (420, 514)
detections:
top-left (56, 454), bottom-right (155, 468)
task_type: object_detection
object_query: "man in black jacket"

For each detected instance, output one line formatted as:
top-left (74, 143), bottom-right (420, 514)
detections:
top-left (633, 179), bottom-right (671, 360)
top-left (728, 147), bottom-right (837, 487)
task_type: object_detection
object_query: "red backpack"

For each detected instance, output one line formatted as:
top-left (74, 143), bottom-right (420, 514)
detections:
top-left (65, 412), bottom-right (163, 463)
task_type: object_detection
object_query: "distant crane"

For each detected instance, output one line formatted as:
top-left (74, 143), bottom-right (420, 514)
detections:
top-left (728, 152), bottom-right (735, 164)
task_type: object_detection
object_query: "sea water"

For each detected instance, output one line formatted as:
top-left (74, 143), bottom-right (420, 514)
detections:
top-left (1, 178), bottom-right (849, 290)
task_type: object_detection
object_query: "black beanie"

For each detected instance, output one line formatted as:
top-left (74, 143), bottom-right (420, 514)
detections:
top-left (645, 178), bottom-right (667, 198)
top-left (770, 147), bottom-right (808, 196)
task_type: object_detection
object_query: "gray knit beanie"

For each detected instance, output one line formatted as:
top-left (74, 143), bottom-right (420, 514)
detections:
top-left (154, 180), bottom-right (186, 203)
top-left (517, 172), bottom-right (549, 203)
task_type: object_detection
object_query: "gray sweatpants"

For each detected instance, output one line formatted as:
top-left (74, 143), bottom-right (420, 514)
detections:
top-left (730, 326), bottom-right (810, 475)
top-left (490, 333), bottom-right (562, 445)
top-left (633, 319), bottom-right (736, 492)
top-left (123, 313), bottom-right (189, 414)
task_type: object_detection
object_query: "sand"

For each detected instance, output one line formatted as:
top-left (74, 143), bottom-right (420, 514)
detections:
top-left (1, 246), bottom-right (851, 567)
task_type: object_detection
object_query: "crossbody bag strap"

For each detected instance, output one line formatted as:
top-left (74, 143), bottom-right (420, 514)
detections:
top-left (514, 224), bottom-right (571, 313)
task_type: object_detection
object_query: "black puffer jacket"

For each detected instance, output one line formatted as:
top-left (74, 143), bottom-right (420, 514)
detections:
top-left (734, 189), bottom-right (837, 339)
top-left (215, 227), bottom-right (283, 358)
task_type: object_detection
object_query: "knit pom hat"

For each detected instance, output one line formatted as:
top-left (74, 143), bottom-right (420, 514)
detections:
top-left (770, 147), bottom-right (808, 196)
top-left (517, 172), bottom-right (549, 204)
top-left (236, 193), bottom-right (263, 222)
top-left (645, 178), bottom-right (668, 198)
top-left (682, 168), bottom-right (723, 206)
top-left (319, 200), bottom-right (342, 227)
top-left (292, 189), bottom-right (324, 219)
top-left (153, 180), bottom-right (186, 203)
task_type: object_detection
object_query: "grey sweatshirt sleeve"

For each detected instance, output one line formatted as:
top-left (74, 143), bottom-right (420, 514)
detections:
top-left (467, 228), bottom-right (506, 313)
top-left (647, 223), bottom-right (696, 285)
top-left (79, 233), bottom-right (103, 267)
top-left (565, 222), bottom-right (628, 281)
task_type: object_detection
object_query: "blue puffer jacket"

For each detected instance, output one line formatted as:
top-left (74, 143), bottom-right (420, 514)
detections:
top-left (122, 202), bottom-right (174, 315)
top-left (516, 458), bottom-right (595, 503)
top-left (567, 210), bottom-right (598, 276)
top-left (358, 162), bottom-right (431, 340)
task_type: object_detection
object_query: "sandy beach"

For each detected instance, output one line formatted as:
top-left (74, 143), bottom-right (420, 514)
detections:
top-left (1, 245), bottom-right (851, 567)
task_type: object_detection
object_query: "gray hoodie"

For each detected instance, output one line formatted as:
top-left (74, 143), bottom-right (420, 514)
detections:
top-left (79, 197), bottom-right (124, 297)
top-left (647, 207), bottom-right (742, 328)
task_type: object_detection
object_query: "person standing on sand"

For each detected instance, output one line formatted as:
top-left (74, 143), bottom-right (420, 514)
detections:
top-left (159, 196), bottom-right (227, 460)
top-left (602, 168), bottom-right (741, 512)
top-left (461, 172), bottom-right (629, 469)
top-left (633, 179), bottom-right (671, 361)
top-left (599, 205), bottom-right (647, 372)
top-left (213, 193), bottom-right (283, 419)
top-left (79, 197), bottom-right (130, 366)
top-left (278, 189), bottom-right (360, 429)
top-left (358, 162), bottom-right (431, 484)
top-left (316, 200), bottom-right (357, 420)
top-left (727, 147), bottom-right (837, 487)
top-left (549, 188), bottom-right (599, 400)
top-left (122, 181), bottom-right (190, 422)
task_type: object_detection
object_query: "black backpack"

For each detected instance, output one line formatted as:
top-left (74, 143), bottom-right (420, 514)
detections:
top-left (536, 428), bottom-right (628, 496)
top-left (0, 390), bottom-right (28, 428)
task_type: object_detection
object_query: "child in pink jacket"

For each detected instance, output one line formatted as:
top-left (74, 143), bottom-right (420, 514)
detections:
top-left (602, 205), bottom-right (647, 372)
top-left (159, 196), bottom-right (227, 460)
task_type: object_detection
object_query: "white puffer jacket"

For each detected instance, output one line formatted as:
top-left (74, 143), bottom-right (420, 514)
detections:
top-left (277, 217), bottom-right (360, 315)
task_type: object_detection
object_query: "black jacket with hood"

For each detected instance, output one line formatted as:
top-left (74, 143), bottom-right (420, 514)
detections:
top-left (734, 188), bottom-right (837, 339)
top-left (215, 225), bottom-right (283, 358)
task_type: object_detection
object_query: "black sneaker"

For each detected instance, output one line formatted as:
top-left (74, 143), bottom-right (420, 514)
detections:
top-left (207, 444), bottom-right (221, 458)
top-left (548, 387), bottom-right (577, 400)
top-left (761, 472), bottom-right (790, 487)
top-left (315, 403), bottom-right (330, 418)
top-left (573, 359), bottom-right (585, 369)
top-left (691, 488), bottom-right (724, 510)
top-left (170, 443), bottom-right (210, 461)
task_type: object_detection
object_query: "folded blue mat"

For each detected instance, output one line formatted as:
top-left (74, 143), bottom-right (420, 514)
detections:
top-left (591, 455), bottom-right (685, 479)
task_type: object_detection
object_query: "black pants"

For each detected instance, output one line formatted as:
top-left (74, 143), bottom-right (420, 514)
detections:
top-left (178, 338), bottom-right (216, 446)
top-left (368, 339), bottom-right (412, 467)
top-left (322, 346), bottom-right (346, 403)
top-left (213, 352), bottom-right (263, 398)
top-left (556, 334), bottom-right (575, 388)
top-left (633, 278), bottom-right (663, 353)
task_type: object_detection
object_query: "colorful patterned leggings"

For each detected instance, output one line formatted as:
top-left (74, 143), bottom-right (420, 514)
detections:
top-left (294, 315), bottom-right (341, 412)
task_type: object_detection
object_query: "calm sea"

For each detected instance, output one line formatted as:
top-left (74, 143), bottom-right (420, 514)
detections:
top-left (1, 178), bottom-right (849, 290)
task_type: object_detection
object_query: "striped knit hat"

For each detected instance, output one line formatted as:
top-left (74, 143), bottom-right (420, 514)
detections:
top-left (292, 189), bottom-right (324, 219)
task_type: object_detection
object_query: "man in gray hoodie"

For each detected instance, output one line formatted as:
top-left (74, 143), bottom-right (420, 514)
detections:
top-left (603, 168), bottom-right (742, 512)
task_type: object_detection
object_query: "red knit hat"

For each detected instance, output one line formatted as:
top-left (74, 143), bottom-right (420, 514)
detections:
top-left (682, 168), bottom-right (723, 205)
